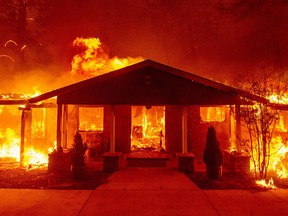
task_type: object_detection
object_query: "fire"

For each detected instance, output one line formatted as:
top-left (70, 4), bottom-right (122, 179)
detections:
top-left (0, 88), bottom-right (54, 168)
top-left (256, 178), bottom-right (276, 189)
top-left (268, 93), bottom-right (288, 104)
top-left (269, 136), bottom-right (288, 178)
top-left (0, 129), bottom-right (20, 160)
top-left (0, 128), bottom-right (52, 167)
top-left (71, 37), bottom-right (143, 77)
top-left (131, 106), bottom-right (165, 151)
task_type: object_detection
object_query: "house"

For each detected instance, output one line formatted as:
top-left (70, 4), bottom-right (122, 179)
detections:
top-left (27, 59), bottom-right (267, 163)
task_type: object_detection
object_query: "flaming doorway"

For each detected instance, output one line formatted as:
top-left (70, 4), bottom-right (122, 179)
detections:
top-left (131, 106), bottom-right (165, 152)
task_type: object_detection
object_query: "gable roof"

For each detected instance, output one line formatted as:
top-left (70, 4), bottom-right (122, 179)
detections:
top-left (29, 59), bottom-right (267, 105)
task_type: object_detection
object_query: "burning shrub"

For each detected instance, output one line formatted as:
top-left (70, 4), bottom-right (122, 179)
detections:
top-left (234, 71), bottom-right (288, 180)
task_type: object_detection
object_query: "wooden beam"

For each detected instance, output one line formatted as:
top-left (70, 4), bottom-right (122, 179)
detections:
top-left (110, 105), bottom-right (116, 153)
top-left (235, 104), bottom-right (242, 151)
top-left (56, 104), bottom-right (63, 150)
top-left (182, 106), bottom-right (188, 154)
top-left (20, 110), bottom-right (25, 167)
top-left (63, 104), bottom-right (68, 149)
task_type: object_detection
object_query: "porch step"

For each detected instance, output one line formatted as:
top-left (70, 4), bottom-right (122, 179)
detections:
top-left (125, 151), bottom-right (171, 167)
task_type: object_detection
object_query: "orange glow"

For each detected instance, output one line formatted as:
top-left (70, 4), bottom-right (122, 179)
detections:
top-left (0, 128), bottom-right (52, 167)
top-left (200, 106), bottom-right (226, 122)
top-left (131, 106), bottom-right (165, 151)
top-left (256, 178), bottom-right (276, 189)
top-left (71, 37), bottom-right (143, 77)
top-left (268, 93), bottom-right (288, 104)
top-left (248, 128), bottom-right (288, 180)
top-left (0, 129), bottom-right (20, 161)
top-left (269, 136), bottom-right (288, 178)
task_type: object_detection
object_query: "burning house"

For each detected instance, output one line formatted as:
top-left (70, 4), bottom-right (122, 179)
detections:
top-left (1, 59), bottom-right (287, 177)
top-left (26, 60), bottom-right (269, 168)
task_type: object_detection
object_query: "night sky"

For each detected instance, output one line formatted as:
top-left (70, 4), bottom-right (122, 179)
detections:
top-left (1, 0), bottom-right (288, 92)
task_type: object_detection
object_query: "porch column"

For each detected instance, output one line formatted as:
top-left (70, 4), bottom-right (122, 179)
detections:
top-left (62, 104), bottom-right (68, 148)
top-left (235, 104), bottom-right (241, 151)
top-left (56, 104), bottom-right (63, 150)
top-left (20, 109), bottom-right (26, 167)
top-left (182, 106), bottom-right (188, 154)
top-left (110, 105), bottom-right (116, 153)
top-left (19, 107), bottom-right (32, 167)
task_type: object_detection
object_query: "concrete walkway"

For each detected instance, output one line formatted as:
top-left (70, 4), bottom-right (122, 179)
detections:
top-left (0, 168), bottom-right (288, 216)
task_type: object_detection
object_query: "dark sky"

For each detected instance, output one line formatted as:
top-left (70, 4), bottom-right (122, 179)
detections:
top-left (1, 0), bottom-right (288, 92)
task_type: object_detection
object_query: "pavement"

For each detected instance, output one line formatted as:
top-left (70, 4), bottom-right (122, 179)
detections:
top-left (0, 167), bottom-right (288, 216)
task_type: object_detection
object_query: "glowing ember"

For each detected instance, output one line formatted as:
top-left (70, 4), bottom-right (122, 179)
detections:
top-left (71, 37), bottom-right (143, 77)
top-left (256, 178), bottom-right (276, 189)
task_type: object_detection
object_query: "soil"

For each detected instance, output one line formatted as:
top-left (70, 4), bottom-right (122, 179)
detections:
top-left (0, 163), bottom-right (111, 190)
top-left (185, 171), bottom-right (288, 190)
top-left (0, 163), bottom-right (287, 190)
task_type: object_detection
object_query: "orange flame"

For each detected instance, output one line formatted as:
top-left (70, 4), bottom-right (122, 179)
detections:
top-left (256, 178), bottom-right (276, 189)
top-left (71, 37), bottom-right (143, 77)
top-left (0, 128), bottom-right (51, 166)
top-left (131, 106), bottom-right (165, 151)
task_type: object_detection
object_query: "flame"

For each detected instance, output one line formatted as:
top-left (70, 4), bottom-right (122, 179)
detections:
top-left (200, 106), bottom-right (226, 122)
top-left (0, 129), bottom-right (20, 160)
top-left (269, 136), bottom-right (288, 178)
top-left (71, 37), bottom-right (143, 77)
top-left (0, 128), bottom-right (51, 167)
top-left (268, 93), bottom-right (288, 104)
top-left (248, 136), bottom-right (288, 179)
top-left (256, 178), bottom-right (276, 189)
top-left (131, 106), bottom-right (165, 151)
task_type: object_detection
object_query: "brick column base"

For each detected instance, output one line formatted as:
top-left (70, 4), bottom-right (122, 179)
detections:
top-left (103, 152), bottom-right (122, 172)
top-left (176, 153), bottom-right (195, 173)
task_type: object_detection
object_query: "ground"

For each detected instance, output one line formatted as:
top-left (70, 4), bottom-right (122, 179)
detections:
top-left (0, 162), bottom-right (287, 190)
top-left (0, 163), bottom-right (111, 189)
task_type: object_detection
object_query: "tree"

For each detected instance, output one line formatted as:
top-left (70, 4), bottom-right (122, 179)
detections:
top-left (234, 69), bottom-right (288, 179)
top-left (0, 0), bottom-right (56, 70)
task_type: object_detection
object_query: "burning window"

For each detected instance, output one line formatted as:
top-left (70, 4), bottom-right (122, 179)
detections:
top-left (131, 106), bottom-right (165, 151)
top-left (78, 106), bottom-right (105, 155)
top-left (79, 106), bottom-right (104, 131)
top-left (200, 106), bottom-right (226, 122)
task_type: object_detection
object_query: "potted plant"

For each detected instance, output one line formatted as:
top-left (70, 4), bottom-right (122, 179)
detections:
top-left (71, 130), bottom-right (87, 180)
top-left (203, 126), bottom-right (223, 179)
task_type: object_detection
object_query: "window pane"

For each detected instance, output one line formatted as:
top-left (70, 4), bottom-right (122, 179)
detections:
top-left (200, 107), bottom-right (225, 122)
top-left (79, 107), bottom-right (103, 131)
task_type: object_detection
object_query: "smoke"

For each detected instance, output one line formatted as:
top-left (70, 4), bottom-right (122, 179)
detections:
top-left (0, 0), bottom-right (287, 93)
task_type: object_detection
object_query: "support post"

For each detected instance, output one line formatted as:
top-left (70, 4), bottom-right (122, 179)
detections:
top-left (182, 106), bottom-right (188, 154)
top-left (57, 104), bottom-right (63, 150)
top-left (110, 105), bottom-right (115, 153)
top-left (20, 110), bottom-right (26, 167)
top-left (235, 104), bottom-right (241, 151)
top-left (63, 104), bottom-right (68, 149)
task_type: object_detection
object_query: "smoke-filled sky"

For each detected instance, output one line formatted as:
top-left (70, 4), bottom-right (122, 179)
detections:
top-left (1, 0), bottom-right (288, 93)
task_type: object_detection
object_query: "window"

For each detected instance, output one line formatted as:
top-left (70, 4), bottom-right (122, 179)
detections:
top-left (200, 106), bottom-right (226, 122)
top-left (79, 107), bottom-right (104, 131)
